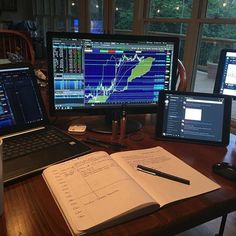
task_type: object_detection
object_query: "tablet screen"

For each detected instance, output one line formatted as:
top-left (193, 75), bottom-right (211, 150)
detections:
top-left (214, 49), bottom-right (236, 98)
top-left (156, 91), bottom-right (232, 145)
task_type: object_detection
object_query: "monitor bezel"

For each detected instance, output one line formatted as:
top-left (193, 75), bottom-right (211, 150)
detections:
top-left (214, 48), bottom-right (236, 99)
top-left (46, 32), bottom-right (179, 116)
top-left (156, 90), bottom-right (232, 146)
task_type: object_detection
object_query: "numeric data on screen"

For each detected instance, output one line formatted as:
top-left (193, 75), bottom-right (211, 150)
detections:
top-left (51, 38), bottom-right (175, 110)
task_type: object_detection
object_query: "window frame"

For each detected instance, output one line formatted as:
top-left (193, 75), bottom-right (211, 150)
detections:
top-left (32, 0), bottom-right (236, 91)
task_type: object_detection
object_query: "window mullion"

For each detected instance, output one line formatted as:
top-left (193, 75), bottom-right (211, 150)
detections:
top-left (78, 0), bottom-right (90, 32)
top-left (144, 18), bottom-right (191, 24)
top-left (133, 0), bottom-right (146, 35)
top-left (184, 0), bottom-right (207, 91)
top-left (103, 0), bottom-right (114, 34)
top-left (199, 18), bottom-right (236, 24)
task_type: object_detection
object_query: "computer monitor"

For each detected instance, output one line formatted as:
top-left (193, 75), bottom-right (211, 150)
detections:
top-left (46, 32), bottom-right (179, 133)
top-left (214, 49), bottom-right (236, 98)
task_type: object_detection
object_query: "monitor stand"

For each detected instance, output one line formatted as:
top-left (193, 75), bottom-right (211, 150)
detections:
top-left (86, 112), bottom-right (142, 134)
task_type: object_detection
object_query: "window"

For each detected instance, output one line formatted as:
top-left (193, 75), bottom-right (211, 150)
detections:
top-left (195, 0), bottom-right (236, 94)
top-left (90, 0), bottom-right (103, 33)
top-left (69, 0), bottom-right (80, 32)
top-left (144, 0), bottom-right (193, 70)
top-left (114, 0), bottom-right (134, 32)
top-left (136, 1), bottom-right (236, 95)
top-left (196, 24), bottom-right (236, 93)
top-left (32, 1), bottom-right (236, 104)
top-left (149, 0), bottom-right (192, 18)
top-left (207, 0), bottom-right (236, 18)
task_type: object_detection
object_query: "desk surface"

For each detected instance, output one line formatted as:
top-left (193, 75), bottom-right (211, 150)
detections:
top-left (1, 114), bottom-right (236, 236)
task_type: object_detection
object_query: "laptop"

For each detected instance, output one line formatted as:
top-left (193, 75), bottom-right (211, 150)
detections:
top-left (0, 63), bottom-right (91, 184)
top-left (156, 90), bottom-right (232, 146)
top-left (214, 49), bottom-right (236, 97)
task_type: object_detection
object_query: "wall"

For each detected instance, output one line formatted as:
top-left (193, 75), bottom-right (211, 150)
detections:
top-left (0, 0), bottom-right (33, 28)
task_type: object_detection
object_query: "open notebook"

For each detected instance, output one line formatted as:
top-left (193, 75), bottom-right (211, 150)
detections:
top-left (43, 146), bottom-right (220, 235)
top-left (0, 63), bottom-right (91, 184)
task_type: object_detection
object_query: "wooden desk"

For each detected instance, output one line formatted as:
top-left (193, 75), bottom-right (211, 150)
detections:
top-left (1, 114), bottom-right (236, 236)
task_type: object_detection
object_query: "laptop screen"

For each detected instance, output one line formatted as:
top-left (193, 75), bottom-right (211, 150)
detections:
top-left (0, 64), bottom-right (47, 135)
top-left (156, 91), bottom-right (231, 145)
top-left (214, 49), bottom-right (236, 97)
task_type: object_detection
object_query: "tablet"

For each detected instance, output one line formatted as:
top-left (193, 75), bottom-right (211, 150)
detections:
top-left (156, 91), bottom-right (232, 146)
top-left (214, 49), bottom-right (236, 98)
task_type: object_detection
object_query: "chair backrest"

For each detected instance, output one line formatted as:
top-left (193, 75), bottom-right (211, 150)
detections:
top-left (0, 29), bottom-right (35, 65)
top-left (176, 59), bottom-right (187, 91)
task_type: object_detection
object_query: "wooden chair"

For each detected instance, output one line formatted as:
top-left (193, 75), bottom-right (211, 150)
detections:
top-left (176, 59), bottom-right (187, 91)
top-left (0, 29), bottom-right (35, 65)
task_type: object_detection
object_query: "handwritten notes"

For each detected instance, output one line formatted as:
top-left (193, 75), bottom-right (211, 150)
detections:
top-left (43, 147), bottom-right (220, 235)
top-left (43, 151), bottom-right (155, 233)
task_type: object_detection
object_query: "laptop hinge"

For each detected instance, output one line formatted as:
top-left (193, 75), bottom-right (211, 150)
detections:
top-left (1, 126), bottom-right (46, 139)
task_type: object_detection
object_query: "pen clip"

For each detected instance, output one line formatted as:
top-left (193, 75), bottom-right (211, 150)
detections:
top-left (137, 167), bottom-right (156, 176)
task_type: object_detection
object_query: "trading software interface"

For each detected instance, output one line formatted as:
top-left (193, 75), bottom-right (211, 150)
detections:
top-left (162, 94), bottom-right (225, 142)
top-left (220, 51), bottom-right (236, 96)
top-left (0, 67), bottom-right (43, 129)
top-left (52, 37), bottom-right (175, 110)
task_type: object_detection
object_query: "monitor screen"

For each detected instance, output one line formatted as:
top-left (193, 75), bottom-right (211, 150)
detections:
top-left (46, 32), bottom-right (179, 132)
top-left (214, 49), bottom-right (236, 98)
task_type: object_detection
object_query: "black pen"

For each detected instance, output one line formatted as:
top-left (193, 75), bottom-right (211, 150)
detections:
top-left (137, 165), bottom-right (190, 185)
top-left (86, 137), bottom-right (127, 148)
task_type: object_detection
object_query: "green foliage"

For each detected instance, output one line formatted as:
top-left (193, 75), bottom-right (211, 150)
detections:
top-left (114, 0), bottom-right (236, 38)
top-left (114, 0), bottom-right (134, 30)
top-left (198, 40), bottom-right (233, 66)
top-left (114, 0), bottom-right (236, 66)
top-left (115, 9), bottom-right (133, 30)
top-left (149, 0), bottom-right (192, 18)
top-left (207, 0), bottom-right (236, 18)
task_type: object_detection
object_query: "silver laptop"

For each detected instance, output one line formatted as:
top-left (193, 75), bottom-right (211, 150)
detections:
top-left (0, 63), bottom-right (91, 184)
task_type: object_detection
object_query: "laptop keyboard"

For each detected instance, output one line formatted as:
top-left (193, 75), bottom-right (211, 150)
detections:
top-left (3, 127), bottom-right (72, 161)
